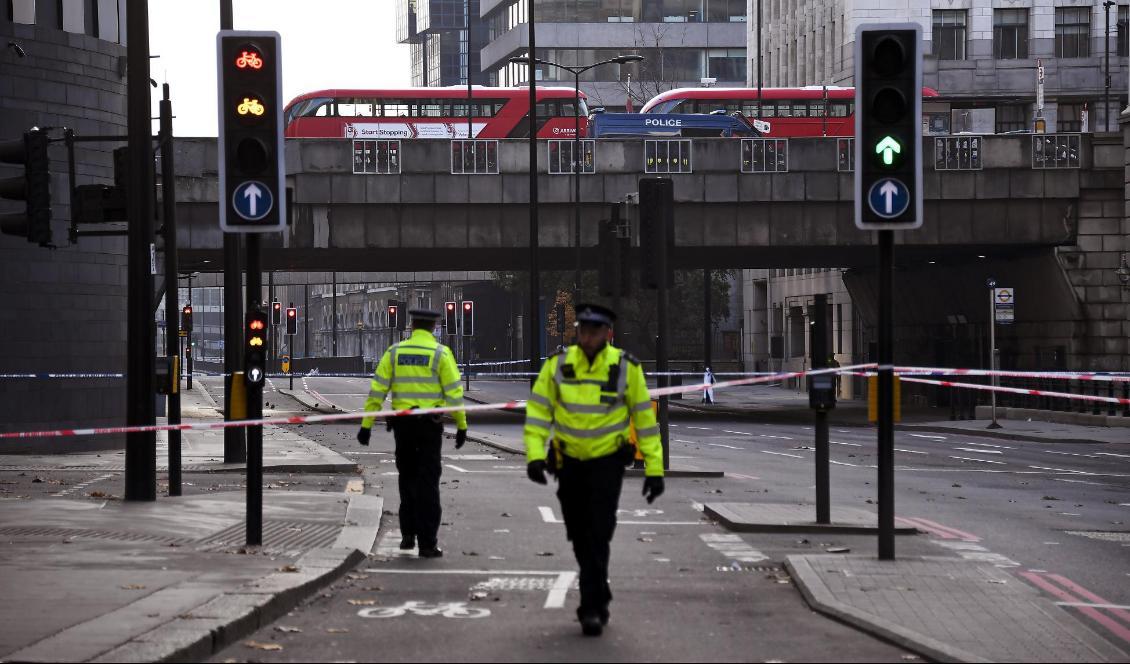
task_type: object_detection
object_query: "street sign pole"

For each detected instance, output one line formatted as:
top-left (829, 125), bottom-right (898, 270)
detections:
top-left (877, 231), bottom-right (895, 559)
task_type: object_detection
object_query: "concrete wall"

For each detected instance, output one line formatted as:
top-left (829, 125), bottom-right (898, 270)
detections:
top-left (0, 19), bottom-right (129, 447)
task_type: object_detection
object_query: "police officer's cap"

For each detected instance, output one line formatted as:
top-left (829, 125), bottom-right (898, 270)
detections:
top-left (574, 303), bottom-right (616, 327)
top-left (408, 308), bottom-right (441, 322)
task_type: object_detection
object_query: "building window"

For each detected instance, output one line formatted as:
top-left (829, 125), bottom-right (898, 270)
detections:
top-left (1118, 5), bottom-right (1128, 57)
top-left (933, 10), bottom-right (967, 60)
top-left (707, 48), bottom-right (747, 80)
top-left (995, 103), bottom-right (1029, 133)
top-left (1055, 7), bottom-right (1091, 58)
top-left (994, 9), bottom-right (1029, 59)
top-left (1056, 101), bottom-right (1089, 132)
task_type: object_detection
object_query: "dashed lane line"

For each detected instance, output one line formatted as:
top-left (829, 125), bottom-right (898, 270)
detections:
top-left (832, 441), bottom-right (862, 447)
top-left (909, 434), bottom-right (947, 440)
top-left (722, 430), bottom-right (754, 436)
top-left (761, 450), bottom-right (803, 459)
top-left (1029, 465), bottom-right (1094, 475)
top-left (949, 455), bottom-right (1007, 465)
top-left (895, 448), bottom-right (928, 455)
top-left (1043, 450), bottom-right (1099, 459)
top-left (954, 441), bottom-right (1013, 449)
top-left (707, 443), bottom-right (743, 450)
top-left (1095, 452), bottom-right (1130, 460)
top-left (954, 447), bottom-right (1003, 455)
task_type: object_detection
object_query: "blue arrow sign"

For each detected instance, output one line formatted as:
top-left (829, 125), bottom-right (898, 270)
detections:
top-left (232, 181), bottom-right (273, 221)
top-left (867, 178), bottom-right (910, 219)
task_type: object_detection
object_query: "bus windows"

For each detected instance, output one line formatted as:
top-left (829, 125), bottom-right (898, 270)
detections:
top-left (382, 101), bottom-right (410, 117)
top-left (829, 102), bottom-right (851, 117)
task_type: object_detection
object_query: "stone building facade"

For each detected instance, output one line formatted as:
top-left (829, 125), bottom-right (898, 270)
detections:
top-left (1, 2), bottom-right (129, 449)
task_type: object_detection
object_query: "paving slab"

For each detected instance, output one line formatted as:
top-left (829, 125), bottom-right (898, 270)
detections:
top-left (0, 490), bottom-right (381, 663)
top-left (786, 554), bottom-right (1126, 663)
top-left (705, 502), bottom-right (919, 534)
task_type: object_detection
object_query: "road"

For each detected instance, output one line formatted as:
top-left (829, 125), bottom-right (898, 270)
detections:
top-left (196, 375), bottom-right (1130, 661)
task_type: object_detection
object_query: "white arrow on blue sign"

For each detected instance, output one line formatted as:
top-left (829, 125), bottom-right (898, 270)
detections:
top-left (867, 178), bottom-right (910, 219)
top-left (232, 181), bottom-right (273, 222)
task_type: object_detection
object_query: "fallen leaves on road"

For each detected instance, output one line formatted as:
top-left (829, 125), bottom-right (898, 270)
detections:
top-left (274, 626), bottom-right (302, 633)
top-left (278, 564), bottom-right (300, 573)
top-left (325, 628), bottom-right (350, 634)
top-left (346, 573), bottom-right (369, 581)
top-left (244, 641), bottom-right (283, 651)
top-left (347, 599), bottom-right (378, 606)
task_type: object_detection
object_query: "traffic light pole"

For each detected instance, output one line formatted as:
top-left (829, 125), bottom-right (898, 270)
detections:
top-left (246, 234), bottom-right (263, 547)
top-left (124, 0), bottom-right (156, 502)
top-left (878, 231), bottom-right (895, 559)
top-left (527, 0), bottom-right (540, 383)
top-left (656, 203), bottom-right (671, 472)
top-left (219, 0), bottom-right (246, 465)
top-left (160, 83), bottom-right (182, 497)
top-left (811, 293), bottom-right (830, 524)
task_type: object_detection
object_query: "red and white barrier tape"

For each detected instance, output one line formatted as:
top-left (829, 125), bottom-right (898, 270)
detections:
top-left (894, 366), bottom-right (1130, 383)
top-left (898, 376), bottom-right (1130, 406)
top-left (0, 364), bottom-right (876, 442)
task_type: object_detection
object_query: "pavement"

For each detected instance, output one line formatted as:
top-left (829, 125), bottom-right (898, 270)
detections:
top-left (787, 555), bottom-right (1126, 663)
top-left (0, 386), bottom-right (377, 663)
top-left (900, 418), bottom-right (1130, 445)
top-left (703, 502), bottom-right (918, 535)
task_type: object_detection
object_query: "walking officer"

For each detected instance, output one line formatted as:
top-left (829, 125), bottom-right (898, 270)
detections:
top-left (356, 308), bottom-right (468, 558)
top-left (524, 303), bottom-right (664, 636)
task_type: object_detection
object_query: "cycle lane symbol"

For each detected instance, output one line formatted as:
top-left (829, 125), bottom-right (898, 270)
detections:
top-left (357, 601), bottom-right (490, 619)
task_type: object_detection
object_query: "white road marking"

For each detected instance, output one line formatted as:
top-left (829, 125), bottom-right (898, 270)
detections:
top-left (707, 443), bottom-right (743, 450)
top-left (1095, 452), bottom-right (1130, 459)
top-left (345, 479), bottom-right (364, 494)
top-left (950, 456), bottom-right (1006, 465)
top-left (446, 464), bottom-right (469, 473)
top-left (832, 441), bottom-right (862, 447)
top-left (895, 448), bottom-right (928, 455)
top-left (722, 430), bottom-right (754, 436)
top-left (545, 571), bottom-right (578, 609)
top-left (932, 540), bottom-right (1020, 567)
top-left (686, 426), bottom-right (713, 431)
top-left (539, 506), bottom-right (560, 523)
top-left (1029, 465), bottom-right (1093, 475)
top-left (954, 447), bottom-right (1003, 455)
top-left (674, 439), bottom-right (699, 444)
top-left (700, 533), bottom-right (769, 563)
top-left (1056, 602), bottom-right (1130, 610)
top-left (954, 441), bottom-right (1013, 449)
top-left (51, 472), bottom-right (116, 497)
top-left (361, 569), bottom-right (577, 610)
top-left (760, 434), bottom-right (794, 440)
top-left (443, 454), bottom-right (500, 461)
top-left (727, 473), bottom-right (761, 480)
top-left (1043, 450), bottom-right (1099, 459)
top-left (761, 450), bottom-right (803, 459)
top-left (830, 460), bottom-right (858, 467)
top-left (538, 505), bottom-right (702, 527)
top-left (373, 528), bottom-right (415, 558)
top-left (910, 434), bottom-right (946, 440)
top-left (1052, 478), bottom-right (1109, 486)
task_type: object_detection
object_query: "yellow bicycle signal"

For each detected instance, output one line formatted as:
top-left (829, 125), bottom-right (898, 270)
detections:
top-left (237, 97), bottom-right (265, 117)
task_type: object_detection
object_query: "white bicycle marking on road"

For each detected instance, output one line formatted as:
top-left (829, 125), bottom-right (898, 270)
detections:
top-left (358, 601), bottom-right (491, 619)
top-left (361, 569), bottom-right (578, 609)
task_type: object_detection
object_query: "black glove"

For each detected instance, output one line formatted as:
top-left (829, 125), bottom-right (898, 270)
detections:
top-left (527, 460), bottom-right (548, 485)
top-left (642, 476), bottom-right (664, 504)
top-left (455, 429), bottom-right (467, 449)
top-left (356, 427), bottom-right (371, 446)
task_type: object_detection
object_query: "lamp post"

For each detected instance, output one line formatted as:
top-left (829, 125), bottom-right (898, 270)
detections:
top-left (1105, 1), bottom-right (1115, 132)
top-left (510, 54), bottom-right (644, 306)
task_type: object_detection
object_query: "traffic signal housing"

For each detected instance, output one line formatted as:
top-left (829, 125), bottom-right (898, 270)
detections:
top-left (271, 300), bottom-right (282, 325)
top-left (461, 301), bottom-right (474, 337)
top-left (181, 305), bottom-right (193, 333)
top-left (388, 302), bottom-right (399, 331)
top-left (217, 31), bottom-right (285, 233)
top-left (638, 178), bottom-right (674, 290)
top-left (445, 301), bottom-right (457, 335)
top-left (285, 306), bottom-right (298, 335)
top-left (0, 129), bottom-right (52, 245)
top-left (854, 24), bottom-right (922, 230)
top-left (245, 308), bottom-right (268, 386)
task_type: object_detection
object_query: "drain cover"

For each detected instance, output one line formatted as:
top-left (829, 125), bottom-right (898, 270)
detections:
top-left (197, 519), bottom-right (340, 556)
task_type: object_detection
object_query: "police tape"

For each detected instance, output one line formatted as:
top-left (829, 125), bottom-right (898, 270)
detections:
top-left (0, 364), bottom-right (876, 441)
top-left (893, 366), bottom-right (1130, 383)
top-left (0, 373), bottom-right (125, 379)
top-left (896, 375), bottom-right (1130, 407)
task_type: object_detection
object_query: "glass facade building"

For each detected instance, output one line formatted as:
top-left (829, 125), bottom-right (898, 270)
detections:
top-left (397, 0), bottom-right (490, 86)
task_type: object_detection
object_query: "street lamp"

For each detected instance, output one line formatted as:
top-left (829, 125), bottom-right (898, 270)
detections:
top-left (1105, 1), bottom-right (1116, 132)
top-left (510, 53), bottom-right (644, 306)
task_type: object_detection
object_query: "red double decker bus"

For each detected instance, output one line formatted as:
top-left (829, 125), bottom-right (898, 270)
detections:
top-left (640, 86), bottom-right (939, 138)
top-left (284, 86), bottom-right (588, 139)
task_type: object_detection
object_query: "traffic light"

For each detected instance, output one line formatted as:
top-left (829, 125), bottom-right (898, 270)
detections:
top-left (445, 301), bottom-right (457, 335)
top-left (461, 301), bottom-right (474, 337)
top-left (598, 211), bottom-right (631, 298)
top-left (181, 304), bottom-right (193, 332)
top-left (271, 300), bottom-right (282, 325)
top-left (0, 129), bottom-right (52, 245)
top-left (217, 31), bottom-right (285, 233)
top-left (245, 308), bottom-right (268, 386)
top-left (285, 306), bottom-right (298, 335)
top-left (387, 302), bottom-right (399, 330)
top-left (854, 24), bottom-right (922, 230)
top-left (638, 178), bottom-right (674, 290)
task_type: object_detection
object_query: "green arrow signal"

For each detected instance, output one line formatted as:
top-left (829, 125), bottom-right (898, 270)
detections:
top-left (875, 136), bottom-right (902, 166)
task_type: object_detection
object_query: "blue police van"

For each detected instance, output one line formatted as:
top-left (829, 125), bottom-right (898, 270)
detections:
top-left (586, 112), bottom-right (764, 138)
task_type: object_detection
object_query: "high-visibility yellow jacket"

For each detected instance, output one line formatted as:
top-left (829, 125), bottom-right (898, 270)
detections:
top-left (360, 329), bottom-right (467, 430)
top-left (524, 344), bottom-right (663, 477)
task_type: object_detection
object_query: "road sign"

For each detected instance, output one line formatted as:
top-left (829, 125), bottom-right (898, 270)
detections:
top-left (867, 178), bottom-right (910, 218)
top-left (993, 287), bottom-right (1014, 305)
top-left (994, 287), bottom-right (1015, 325)
top-left (232, 181), bottom-right (273, 221)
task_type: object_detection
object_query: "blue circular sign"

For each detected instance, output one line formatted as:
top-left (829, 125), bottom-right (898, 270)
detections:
top-left (232, 181), bottom-right (273, 221)
top-left (867, 178), bottom-right (910, 219)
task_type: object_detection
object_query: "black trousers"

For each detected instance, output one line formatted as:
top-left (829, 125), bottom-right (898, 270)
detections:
top-left (392, 416), bottom-right (444, 549)
top-left (556, 453), bottom-right (625, 618)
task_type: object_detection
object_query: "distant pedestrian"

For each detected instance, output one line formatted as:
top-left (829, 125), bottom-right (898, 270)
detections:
top-left (702, 367), bottom-right (716, 404)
